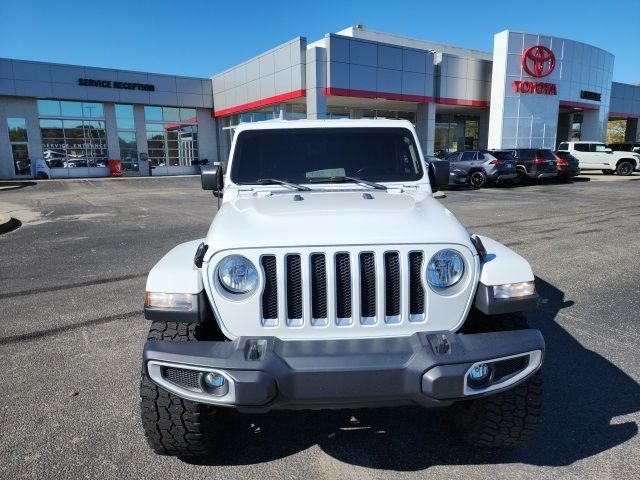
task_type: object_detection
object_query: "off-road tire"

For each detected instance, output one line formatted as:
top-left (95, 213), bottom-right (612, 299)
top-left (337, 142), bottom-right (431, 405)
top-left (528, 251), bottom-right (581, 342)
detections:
top-left (616, 160), bottom-right (634, 176)
top-left (454, 311), bottom-right (542, 447)
top-left (140, 322), bottom-right (221, 456)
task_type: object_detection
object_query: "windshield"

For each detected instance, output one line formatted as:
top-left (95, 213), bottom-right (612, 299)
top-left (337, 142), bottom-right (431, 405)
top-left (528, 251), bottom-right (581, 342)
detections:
top-left (230, 127), bottom-right (424, 185)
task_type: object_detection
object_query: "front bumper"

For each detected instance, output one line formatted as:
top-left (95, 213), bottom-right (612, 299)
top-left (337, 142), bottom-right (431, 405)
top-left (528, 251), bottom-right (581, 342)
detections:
top-left (143, 329), bottom-right (544, 411)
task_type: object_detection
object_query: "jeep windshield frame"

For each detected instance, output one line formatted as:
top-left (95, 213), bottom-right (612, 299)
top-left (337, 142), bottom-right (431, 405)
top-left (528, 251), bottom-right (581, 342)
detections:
top-left (230, 127), bottom-right (424, 186)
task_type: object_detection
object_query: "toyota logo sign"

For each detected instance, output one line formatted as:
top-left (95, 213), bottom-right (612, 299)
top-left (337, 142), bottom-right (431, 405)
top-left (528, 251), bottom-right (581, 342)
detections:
top-left (521, 45), bottom-right (556, 78)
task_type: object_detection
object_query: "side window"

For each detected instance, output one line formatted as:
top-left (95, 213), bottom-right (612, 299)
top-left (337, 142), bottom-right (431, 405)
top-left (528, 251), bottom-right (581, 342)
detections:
top-left (476, 152), bottom-right (485, 160)
top-left (593, 144), bottom-right (607, 152)
top-left (445, 152), bottom-right (460, 161)
top-left (574, 144), bottom-right (589, 152)
top-left (460, 151), bottom-right (475, 161)
top-left (558, 143), bottom-right (569, 150)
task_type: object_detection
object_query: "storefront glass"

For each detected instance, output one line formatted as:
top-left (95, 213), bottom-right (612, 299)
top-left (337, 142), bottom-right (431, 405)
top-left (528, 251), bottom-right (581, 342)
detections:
top-left (115, 104), bottom-right (138, 173)
top-left (37, 99), bottom-right (107, 170)
top-left (7, 118), bottom-right (30, 175)
top-left (434, 114), bottom-right (480, 157)
top-left (144, 106), bottom-right (198, 167)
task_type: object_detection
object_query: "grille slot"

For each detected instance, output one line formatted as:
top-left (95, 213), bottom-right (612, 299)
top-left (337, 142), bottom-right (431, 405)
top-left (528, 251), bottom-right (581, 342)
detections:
top-left (335, 253), bottom-right (352, 323)
top-left (384, 252), bottom-right (401, 320)
top-left (310, 254), bottom-right (327, 322)
top-left (409, 252), bottom-right (425, 318)
top-left (359, 253), bottom-right (376, 321)
top-left (261, 255), bottom-right (278, 323)
top-left (493, 356), bottom-right (529, 382)
top-left (286, 255), bottom-right (303, 323)
top-left (162, 366), bottom-right (201, 390)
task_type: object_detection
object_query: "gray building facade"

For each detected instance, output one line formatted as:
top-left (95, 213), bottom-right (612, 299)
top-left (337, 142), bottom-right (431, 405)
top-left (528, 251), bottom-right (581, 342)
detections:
top-left (0, 59), bottom-right (215, 179)
top-left (1, 25), bottom-right (639, 180)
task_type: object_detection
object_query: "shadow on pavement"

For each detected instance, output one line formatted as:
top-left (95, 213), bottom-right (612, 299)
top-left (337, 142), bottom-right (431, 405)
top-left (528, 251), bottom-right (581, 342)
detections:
top-left (184, 276), bottom-right (639, 469)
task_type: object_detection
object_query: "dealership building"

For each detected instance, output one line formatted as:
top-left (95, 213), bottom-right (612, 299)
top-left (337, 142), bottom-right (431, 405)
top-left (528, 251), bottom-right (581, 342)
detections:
top-left (1, 25), bottom-right (639, 180)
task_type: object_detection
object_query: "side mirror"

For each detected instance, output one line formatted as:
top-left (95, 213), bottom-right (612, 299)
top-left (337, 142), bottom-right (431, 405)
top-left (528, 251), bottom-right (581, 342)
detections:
top-left (201, 164), bottom-right (224, 197)
top-left (428, 160), bottom-right (450, 192)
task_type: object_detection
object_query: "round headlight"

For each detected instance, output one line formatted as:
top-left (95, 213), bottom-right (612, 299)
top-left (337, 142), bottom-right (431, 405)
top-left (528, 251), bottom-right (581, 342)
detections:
top-left (217, 255), bottom-right (259, 294)
top-left (427, 249), bottom-right (465, 289)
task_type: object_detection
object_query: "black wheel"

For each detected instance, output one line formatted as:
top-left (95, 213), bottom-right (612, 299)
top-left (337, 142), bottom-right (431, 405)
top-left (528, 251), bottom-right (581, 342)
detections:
top-left (454, 312), bottom-right (542, 447)
top-left (140, 322), bottom-right (222, 457)
top-left (616, 161), bottom-right (633, 176)
top-left (469, 171), bottom-right (486, 189)
top-left (602, 169), bottom-right (615, 175)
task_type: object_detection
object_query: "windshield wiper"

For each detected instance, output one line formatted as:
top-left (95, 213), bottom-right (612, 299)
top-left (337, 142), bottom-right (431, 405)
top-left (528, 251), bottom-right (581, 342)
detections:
top-left (307, 176), bottom-right (387, 191)
top-left (256, 178), bottom-right (311, 191)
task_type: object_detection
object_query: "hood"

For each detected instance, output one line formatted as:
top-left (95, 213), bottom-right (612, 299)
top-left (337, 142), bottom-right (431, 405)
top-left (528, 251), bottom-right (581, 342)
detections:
top-left (204, 190), bottom-right (474, 256)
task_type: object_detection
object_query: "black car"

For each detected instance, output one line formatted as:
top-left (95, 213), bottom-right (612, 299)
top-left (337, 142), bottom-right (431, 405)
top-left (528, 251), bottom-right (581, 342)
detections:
top-left (554, 151), bottom-right (580, 178)
top-left (491, 148), bottom-right (557, 183)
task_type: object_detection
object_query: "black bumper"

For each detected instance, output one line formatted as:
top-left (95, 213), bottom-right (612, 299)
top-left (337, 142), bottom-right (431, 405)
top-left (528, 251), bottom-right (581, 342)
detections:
top-left (143, 329), bottom-right (544, 411)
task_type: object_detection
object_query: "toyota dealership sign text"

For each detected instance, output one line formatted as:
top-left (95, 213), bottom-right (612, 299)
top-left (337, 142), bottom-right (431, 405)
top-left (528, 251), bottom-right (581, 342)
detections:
top-left (514, 45), bottom-right (557, 96)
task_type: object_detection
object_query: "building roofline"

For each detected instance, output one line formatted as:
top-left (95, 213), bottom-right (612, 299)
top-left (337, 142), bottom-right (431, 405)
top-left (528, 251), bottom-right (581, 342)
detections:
top-left (0, 57), bottom-right (210, 81)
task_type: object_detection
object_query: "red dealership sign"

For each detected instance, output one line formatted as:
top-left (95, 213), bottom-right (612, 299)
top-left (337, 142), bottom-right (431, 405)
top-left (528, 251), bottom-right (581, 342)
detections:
top-left (514, 45), bottom-right (557, 95)
top-left (521, 46), bottom-right (556, 78)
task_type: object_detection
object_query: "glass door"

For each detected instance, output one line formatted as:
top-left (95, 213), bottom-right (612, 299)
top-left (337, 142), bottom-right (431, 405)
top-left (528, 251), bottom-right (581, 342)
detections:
top-left (7, 118), bottom-right (32, 177)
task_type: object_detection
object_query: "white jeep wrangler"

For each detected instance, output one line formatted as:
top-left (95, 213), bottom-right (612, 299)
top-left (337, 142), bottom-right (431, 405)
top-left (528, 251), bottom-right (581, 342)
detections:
top-left (557, 141), bottom-right (640, 176)
top-left (140, 120), bottom-right (544, 456)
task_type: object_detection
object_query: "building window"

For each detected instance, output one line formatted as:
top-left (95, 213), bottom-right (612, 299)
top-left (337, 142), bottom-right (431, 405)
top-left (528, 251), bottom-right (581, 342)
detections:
top-left (116, 104), bottom-right (138, 172)
top-left (7, 118), bottom-right (30, 175)
top-left (37, 99), bottom-right (107, 169)
top-left (285, 104), bottom-right (306, 120)
top-left (144, 106), bottom-right (198, 167)
top-left (434, 114), bottom-right (479, 157)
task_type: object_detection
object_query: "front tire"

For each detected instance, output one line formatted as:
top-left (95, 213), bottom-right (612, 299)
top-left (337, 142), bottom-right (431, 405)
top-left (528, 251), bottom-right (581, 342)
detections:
top-left (140, 322), bottom-right (221, 456)
top-left (469, 171), bottom-right (486, 189)
top-left (454, 312), bottom-right (542, 447)
top-left (616, 161), bottom-right (634, 176)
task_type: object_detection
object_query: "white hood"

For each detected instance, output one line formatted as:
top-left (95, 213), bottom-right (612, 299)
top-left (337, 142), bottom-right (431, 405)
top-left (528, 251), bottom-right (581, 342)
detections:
top-left (204, 190), bottom-right (473, 257)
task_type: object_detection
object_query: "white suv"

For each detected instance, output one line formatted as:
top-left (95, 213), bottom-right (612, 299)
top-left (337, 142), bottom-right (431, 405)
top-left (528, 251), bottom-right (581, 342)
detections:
top-left (557, 141), bottom-right (640, 176)
top-left (140, 120), bottom-right (545, 456)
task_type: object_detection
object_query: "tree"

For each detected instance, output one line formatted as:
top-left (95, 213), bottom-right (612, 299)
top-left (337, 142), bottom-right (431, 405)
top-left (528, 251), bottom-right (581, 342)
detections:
top-left (607, 120), bottom-right (626, 143)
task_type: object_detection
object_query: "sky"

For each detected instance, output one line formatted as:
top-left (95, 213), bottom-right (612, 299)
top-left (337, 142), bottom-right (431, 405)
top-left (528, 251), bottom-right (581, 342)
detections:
top-left (0, 0), bottom-right (638, 84)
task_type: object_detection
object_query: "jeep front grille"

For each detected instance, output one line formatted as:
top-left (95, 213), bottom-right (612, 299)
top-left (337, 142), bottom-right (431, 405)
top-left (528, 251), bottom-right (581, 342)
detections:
top-left (261, 250), bottom-right (426, 328)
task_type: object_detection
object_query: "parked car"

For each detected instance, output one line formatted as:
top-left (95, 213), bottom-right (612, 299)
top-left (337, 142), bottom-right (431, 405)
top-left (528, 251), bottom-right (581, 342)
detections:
top-left (424, 155), bottom-right (468, 187)
top-left (445, 150), bottom-right (518, 188)
top-left (557, 141), bottom-right (640, 176)
top-left (554, 151), bottom-right (581, 179)
top-left (491, 149), bottom-right (557, 183)
top-left (140, 119), bottom-right (545, 457)
top-left (607, 142), bottom-right (640, 154)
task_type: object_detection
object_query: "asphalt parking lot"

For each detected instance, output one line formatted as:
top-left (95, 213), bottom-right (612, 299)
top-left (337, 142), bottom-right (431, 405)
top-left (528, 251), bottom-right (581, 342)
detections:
top-left (1, 175), bottom-right (639, 479)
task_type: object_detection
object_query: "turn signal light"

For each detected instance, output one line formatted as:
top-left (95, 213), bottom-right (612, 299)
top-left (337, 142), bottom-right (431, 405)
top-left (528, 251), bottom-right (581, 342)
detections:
top-left (145, 292), bottom-right (194, 310)
top-left (493, 282), bottom-right (536, 299)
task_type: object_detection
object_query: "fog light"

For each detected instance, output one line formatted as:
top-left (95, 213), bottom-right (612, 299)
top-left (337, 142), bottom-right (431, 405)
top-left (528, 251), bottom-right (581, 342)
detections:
top-left (202, 372), bottom-right (229, 396)
top-left (467, 362), bottom-right (492, 388)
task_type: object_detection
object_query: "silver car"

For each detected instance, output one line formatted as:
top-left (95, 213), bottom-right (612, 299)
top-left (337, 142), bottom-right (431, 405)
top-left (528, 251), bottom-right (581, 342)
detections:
top-left (445, 150), bottom-right (518, 188)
